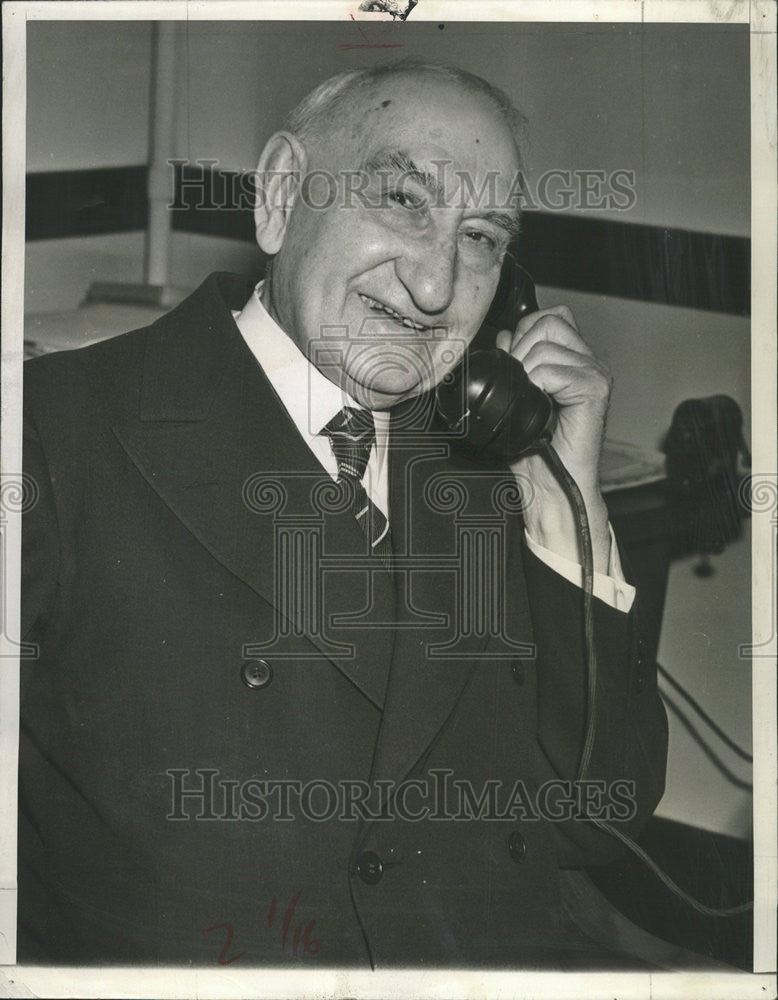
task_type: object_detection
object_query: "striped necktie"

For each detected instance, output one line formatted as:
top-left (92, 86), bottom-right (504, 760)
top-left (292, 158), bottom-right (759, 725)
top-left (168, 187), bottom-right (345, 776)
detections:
top-left (323, 407), bottom-right (392, 569)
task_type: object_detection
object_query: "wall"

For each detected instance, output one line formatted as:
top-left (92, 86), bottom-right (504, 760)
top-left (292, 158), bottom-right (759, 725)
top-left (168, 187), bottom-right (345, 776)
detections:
top-left (26, 21), bottom-right (152, 172)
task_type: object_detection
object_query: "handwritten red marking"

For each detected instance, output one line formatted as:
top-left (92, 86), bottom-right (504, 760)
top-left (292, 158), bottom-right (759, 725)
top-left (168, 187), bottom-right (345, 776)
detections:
top-left (302, 918), bottom-right (321, 956)
top-left (281, 891), bottom-right (301, 952)
top-left (207, 891), bottom-right (321, 963)
top-left (202, 922), bottom-right (245, 965)
top-left (350, 12), bottom-right (371, 44)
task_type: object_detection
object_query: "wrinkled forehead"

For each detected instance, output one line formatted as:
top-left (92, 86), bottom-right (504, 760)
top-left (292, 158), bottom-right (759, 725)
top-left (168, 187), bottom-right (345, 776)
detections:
top-left (317, 73), bottom-right (521, 205)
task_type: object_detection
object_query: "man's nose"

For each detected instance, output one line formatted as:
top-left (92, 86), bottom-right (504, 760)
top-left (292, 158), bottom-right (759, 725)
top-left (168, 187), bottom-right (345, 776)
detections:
top-left (394, 238), bottom-right (457, 316)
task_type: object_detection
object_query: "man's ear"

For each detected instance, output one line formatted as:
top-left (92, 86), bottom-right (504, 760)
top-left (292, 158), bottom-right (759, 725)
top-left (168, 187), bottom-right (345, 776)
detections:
top-left (254, 131), bottom-right (307, 254)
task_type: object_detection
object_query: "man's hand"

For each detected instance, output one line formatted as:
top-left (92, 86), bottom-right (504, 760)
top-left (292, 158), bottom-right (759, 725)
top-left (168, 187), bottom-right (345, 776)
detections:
top-left (495, 306), bottom-right (613, 573)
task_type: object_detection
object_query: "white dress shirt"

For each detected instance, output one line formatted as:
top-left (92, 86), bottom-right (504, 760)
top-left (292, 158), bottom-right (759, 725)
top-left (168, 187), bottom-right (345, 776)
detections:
top-left (234, 283), bottom-right (635, 613)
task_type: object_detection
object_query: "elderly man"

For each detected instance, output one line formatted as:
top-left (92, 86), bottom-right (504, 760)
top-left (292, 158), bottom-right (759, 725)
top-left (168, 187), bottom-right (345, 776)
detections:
top-left (20, 61), bottom-right (667, 967)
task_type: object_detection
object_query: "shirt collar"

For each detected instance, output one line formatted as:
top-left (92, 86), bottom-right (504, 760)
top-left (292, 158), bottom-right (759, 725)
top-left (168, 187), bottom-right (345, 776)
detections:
top-left (234, 281), bottom-right (372, 440)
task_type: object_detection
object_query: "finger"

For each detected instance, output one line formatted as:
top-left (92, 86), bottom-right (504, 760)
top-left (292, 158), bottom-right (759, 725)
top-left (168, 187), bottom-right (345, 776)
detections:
top-left (494, 328), bottom-right (512, 353)
top-left (518, 339), bottom-right (601, 377)
top-left (512, 313), bottom-right (593, 362)
top-left (515, 304), bottom-right (579, 339)
top-left (524, 361), bottom-right (612, 406)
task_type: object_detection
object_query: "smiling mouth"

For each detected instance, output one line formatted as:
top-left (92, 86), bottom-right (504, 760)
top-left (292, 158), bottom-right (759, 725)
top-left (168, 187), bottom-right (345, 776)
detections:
top-left (358, 293), bottom-right (431, 332)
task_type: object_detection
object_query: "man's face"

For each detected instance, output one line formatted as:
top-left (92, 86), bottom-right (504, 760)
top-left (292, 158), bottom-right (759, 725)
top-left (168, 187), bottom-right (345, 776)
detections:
top-left (262, 73), bottom-right (521, 409)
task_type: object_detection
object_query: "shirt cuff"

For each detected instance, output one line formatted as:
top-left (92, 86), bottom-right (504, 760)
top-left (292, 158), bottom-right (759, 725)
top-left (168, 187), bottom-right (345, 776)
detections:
top-left (524, 524), bottom-right (636, 613)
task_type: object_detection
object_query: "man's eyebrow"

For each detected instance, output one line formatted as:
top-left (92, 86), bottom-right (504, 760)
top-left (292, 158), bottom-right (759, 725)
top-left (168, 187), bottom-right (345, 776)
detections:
top-left (362, 150), bottom-right (520, 235)
top-left (362, 149), bottom-right (444, 198)
top-left (479, 211), bottom-right (521, 238)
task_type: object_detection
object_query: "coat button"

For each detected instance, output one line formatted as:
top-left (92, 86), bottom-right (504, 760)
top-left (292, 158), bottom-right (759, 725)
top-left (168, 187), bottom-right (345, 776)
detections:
top-left (354, 851), bottom-right (383, 885)
top-left (512, 662), bottom-right (525, 686)
top-left (508, 830), bottom-right (527, 863)
top-left (240, 659), bottom-right (273, 690)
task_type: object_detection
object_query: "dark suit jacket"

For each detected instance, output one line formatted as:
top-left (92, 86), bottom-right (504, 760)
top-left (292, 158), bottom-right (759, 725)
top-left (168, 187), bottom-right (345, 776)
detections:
top-left (19, 272), bottom-right (668, 967)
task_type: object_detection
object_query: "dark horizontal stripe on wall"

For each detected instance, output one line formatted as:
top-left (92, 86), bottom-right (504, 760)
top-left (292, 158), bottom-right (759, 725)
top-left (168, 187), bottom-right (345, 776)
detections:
top-left (514, 213), bottom-right (750, 318)
top-left (26, 165), bottom-right (750, 316)
top-left (169, 163), bottom-right (257, 242)
top-left (26, 166), bottom-right (148, 241)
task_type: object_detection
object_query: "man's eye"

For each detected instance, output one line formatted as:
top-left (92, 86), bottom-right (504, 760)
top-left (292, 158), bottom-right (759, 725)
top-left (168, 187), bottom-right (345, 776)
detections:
top-left (462, 229), bottom-right (497, 250)
top-left (386, 189), bottom-right (423, 210)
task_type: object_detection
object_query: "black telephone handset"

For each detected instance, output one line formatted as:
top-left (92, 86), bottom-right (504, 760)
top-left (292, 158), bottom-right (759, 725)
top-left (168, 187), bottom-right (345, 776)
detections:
top-left (435, 262), bottom-right (556, 462)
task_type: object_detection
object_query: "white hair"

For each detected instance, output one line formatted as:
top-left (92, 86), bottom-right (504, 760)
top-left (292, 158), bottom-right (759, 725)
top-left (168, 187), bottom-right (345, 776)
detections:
top-left (283, 59), bottom-right (526, 155)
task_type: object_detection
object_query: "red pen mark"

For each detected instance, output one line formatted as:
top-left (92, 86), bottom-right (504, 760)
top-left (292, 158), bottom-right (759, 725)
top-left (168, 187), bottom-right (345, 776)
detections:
top-left (280, 890), bottom-right (301, 952)
top-left (202, 922), bottom-right (245, 965)
top-left (302, 918), bottom-right (321, 956)
top-left (339, 14), bottom-right (405, 49)
top-left (207, 891), bottom-right (321, 963)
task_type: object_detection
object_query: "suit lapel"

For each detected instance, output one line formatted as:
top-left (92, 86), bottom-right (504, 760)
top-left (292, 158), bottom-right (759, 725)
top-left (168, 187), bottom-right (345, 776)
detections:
top-left (112, 274), bottom-right (394, 708)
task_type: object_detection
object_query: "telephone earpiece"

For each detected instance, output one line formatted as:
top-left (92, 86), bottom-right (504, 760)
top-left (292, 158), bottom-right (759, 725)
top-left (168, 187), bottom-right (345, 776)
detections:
top-left (435, 262), bottom-right (556, 462)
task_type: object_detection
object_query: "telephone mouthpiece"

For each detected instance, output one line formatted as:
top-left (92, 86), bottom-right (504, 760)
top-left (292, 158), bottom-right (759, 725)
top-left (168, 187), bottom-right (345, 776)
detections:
top-left (436, 349), bottom-right (555, 462)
